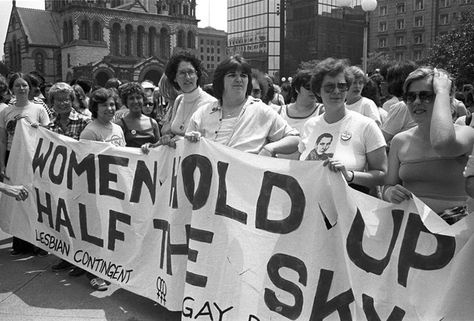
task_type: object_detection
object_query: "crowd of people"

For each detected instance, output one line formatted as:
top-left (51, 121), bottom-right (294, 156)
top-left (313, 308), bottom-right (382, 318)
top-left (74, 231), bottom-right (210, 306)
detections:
top-left (1, 52), bottom-right (474, 294)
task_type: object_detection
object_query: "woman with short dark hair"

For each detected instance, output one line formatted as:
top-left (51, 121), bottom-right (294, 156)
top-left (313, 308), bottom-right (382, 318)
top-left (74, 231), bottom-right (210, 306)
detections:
top-left (186, 55), bottom-right (299, 156)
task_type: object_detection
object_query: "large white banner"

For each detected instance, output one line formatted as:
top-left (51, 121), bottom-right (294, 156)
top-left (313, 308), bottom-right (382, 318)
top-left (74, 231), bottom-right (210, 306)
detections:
top-left (1, 120), bottom-right (474, 320)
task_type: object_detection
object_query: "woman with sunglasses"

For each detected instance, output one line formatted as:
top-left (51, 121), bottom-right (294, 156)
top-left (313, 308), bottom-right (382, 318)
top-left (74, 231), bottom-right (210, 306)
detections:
top-left (186, 55), bottom-right (299, 156)
top-left (383, 67), bottom-right (474, 224)
top-left (298, 58), bottom-right (387, 193)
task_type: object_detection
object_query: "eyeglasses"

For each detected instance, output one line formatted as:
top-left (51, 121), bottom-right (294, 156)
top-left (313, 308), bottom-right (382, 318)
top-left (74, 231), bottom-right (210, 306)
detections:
top-left (322, 83), bottom-right (349, 93)
top-left (404, 91), bottom-right (435, 104)
top-left (177, 69), bottom-right (197, 78)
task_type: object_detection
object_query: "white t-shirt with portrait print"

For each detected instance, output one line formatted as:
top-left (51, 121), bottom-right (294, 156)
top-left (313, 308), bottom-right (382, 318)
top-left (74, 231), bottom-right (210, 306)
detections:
top-left (298, 110), bottom-right (386, 171)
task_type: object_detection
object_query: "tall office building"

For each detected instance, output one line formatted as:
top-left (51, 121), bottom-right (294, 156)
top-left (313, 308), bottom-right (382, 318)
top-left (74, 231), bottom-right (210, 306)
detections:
top-left (227, 0), bottom-right (281, 77)
top-left (370, 0), bottom-right (474, 62)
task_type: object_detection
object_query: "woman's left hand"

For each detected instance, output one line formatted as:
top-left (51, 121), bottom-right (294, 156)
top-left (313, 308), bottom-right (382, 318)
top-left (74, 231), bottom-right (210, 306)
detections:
top-left (432, 68), bottom-right (451, 95)
top-left (323, 158), bottom-right (350, 180)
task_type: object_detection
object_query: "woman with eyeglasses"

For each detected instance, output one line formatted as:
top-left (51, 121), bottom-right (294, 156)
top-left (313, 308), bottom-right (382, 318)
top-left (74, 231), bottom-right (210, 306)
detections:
top-left (142, 52), bottom-right (216, 152)
top-left (383, 67), bottom-right (474, 223)
top-left (185, 55), bottom-right (299, 156)
top-left (278, 69), bottom-right (323, 159)
top-left (298, 58), bottom-right (387, 193)
top-left (115, 82), bottom-right (160, 148)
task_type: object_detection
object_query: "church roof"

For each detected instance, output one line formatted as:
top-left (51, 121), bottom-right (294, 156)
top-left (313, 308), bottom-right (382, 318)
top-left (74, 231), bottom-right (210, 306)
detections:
top-left (16, 7), bottom-right (60, 47)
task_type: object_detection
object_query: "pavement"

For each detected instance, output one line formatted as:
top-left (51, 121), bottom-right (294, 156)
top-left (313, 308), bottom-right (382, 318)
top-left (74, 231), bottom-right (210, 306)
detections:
top-left (0, 230), bottom-right (181, 321)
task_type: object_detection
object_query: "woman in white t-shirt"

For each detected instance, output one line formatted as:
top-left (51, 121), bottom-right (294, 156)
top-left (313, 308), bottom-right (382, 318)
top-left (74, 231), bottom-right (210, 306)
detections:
top-left (298, 58), bottom-right (387, 193)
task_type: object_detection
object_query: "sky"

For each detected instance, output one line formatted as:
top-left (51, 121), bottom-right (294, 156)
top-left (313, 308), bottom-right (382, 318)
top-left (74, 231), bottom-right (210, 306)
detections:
top-left (0, 0), bottom-right (227, 58)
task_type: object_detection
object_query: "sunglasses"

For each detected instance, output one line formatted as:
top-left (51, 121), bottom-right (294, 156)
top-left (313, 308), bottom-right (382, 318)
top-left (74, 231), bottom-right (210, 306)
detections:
top-left (322, 83), bottom-right (349, 93)
top-left (404, 91), bottom-right (435, 104)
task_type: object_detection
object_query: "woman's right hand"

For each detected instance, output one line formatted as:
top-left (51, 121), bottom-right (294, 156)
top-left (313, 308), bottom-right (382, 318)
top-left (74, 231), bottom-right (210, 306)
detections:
top-left (383, 184), bottom-right (412, 204)
top-left (184, 131), bottom-right (201, 143)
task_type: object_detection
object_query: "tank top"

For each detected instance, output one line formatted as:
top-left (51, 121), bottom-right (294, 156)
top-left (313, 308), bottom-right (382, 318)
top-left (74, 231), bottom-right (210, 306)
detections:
top-left (121, 118), bottom-right (158, 148)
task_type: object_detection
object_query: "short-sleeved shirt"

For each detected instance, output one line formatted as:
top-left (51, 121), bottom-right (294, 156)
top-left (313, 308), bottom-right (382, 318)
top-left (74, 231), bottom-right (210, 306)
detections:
top-left (79, 120), bottom-right (126, 147)
top-left (346, 97), bottom-right (381, 125)
top-left (48, 109), bottom-right (91, 140)
top-left (299, 110), bottom-right (386, 171)
top-left (381, 101), bottom-right (416, 138)
top-left (0, 102), bottom-right (50, 150)
top-left (188, 97), bottom-right (299, 154)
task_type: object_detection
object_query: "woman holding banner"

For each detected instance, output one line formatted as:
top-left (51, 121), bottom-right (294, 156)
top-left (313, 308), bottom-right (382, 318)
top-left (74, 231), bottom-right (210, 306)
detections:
top-left (185, 55), bottom-right (299, 156)
top-left (0, 72), bottom-right (50, 255)
top-left (298, 58), bottom-right (387, 193)
top-left (383, 67), bottom-right (474, 224)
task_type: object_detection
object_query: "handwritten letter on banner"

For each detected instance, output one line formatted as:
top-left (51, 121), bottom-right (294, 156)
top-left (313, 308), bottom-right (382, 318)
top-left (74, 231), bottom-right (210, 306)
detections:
top-left (1, 120), bottom-right (474, 320)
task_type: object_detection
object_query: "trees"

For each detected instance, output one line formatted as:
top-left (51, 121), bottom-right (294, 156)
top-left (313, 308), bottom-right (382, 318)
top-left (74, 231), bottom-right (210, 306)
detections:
top-left (424, 10), bottom-right (474, 86)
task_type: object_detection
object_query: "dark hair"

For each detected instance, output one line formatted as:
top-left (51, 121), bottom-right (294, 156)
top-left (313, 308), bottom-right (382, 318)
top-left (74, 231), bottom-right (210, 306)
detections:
top-left (165, 52), bottom-right (203, 90)
top-left (8, 72), bottom-right (32, 91)
top-left (0, 75), bottom-right (9, 103)
top-left (386, 61), bottom-right (417, 98)
top-left (291, 69), bottom-right (313, 100)
top-left (212, 55), bottom-right (253, 103)
top-left (280, 82), bottom-right (292, 104)
top-left (89, 88), bottom-right (118, 118)
top-left (361, 78), bottom-right (381, 107)
top-left (104, 78), bottom-right (122, 90)
top-left (310, 58), bottom-right (353, 95)
top-left (119, 82), bottom-right (146, 107)
top-left (316, 133), bottom-right (333, 144)
top-left (262, 75), bottom-right (276, 104)
top-left (403, 66), bottom-right (455, 99)
top-left (49, 82), bottom-right (75, 106)
top-left (72, 84), bottom-right (88, 111)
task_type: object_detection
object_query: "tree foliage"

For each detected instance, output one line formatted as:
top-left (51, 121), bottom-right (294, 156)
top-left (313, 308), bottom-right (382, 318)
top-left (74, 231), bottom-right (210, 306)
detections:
top-left (424, 10), bottom-right (474, 85)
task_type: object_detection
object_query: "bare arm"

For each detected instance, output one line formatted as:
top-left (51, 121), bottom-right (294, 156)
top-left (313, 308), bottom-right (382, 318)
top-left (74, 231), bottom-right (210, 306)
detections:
top-left (260, 135), bottom-right (300, 157)
top-left (383, 135), bottom-right (412, 203)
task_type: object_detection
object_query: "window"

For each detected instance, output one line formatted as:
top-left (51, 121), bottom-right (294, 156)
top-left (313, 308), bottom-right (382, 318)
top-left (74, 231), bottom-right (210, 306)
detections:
top-left (395, 52), bottom-right (404, 61)
top-left (397, 19), bottom-right (405, 29)
top-left (440, 14), bottom-right (449, 25)
top-left (440, 0), bottom-right (449, 7)
top-left (200, 39), bottom-right (204, 45)
top-left (414, 34), bottom-right (423, 44)
top-left (397, 3), bottom-right (405, 14)
top-left (92, 21), bottom-right (102, 41)
top-left (414, 51), bottom-right (423, 60)
top-left (200, 47), bottom-right (203, 53)
top-left (396, 36), bottom-right (405, 46)
top-left (79, 20), bottom-right (90, 40)
top-left (379, 6), bottom-right (387, 16)
top-left (34, 52), bottom-right (44, 73)
top-left (111, 23), bottom-right (121, 56)
top-left (187, 31), bottom-right (195, 48)
top-left (177, 30), bottom-right (185, 47)
top-left (125, 25), bottom-right (132, 56)
top-left (137, 26), bottom-right (145, 57)
top-left (414, 16), bottom-right (423, 27)
top-left (378, 38), bottom-right (387, 48)
top-left (415, 0), bottom-right (424, 10)
top-left (379, 21), bottom-right (387, 32)
top-left (149, 27), bottom-right (156, 56)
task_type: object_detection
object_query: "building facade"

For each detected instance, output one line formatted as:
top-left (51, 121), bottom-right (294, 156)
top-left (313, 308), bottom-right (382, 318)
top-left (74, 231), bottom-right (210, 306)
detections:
top-left (369, 0), bottom-right (474, 62)
top-left (4, 0), bottom-right (199, 86)
top-left (197, 26), bottom-right (228, 83)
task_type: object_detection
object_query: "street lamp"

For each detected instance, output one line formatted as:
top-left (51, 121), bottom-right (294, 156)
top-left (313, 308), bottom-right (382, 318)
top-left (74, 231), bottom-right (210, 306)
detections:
top-left (361, 0), bottom-right (377, 73)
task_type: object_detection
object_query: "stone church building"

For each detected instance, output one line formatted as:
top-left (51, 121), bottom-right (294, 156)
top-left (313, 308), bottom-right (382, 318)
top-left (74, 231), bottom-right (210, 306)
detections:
top-left (3, 0), bottom-right (199, 86)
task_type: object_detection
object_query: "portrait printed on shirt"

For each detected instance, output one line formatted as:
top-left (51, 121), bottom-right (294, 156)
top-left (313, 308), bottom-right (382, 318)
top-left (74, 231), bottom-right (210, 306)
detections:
top-left (306, 133), bottom-right (334, 161)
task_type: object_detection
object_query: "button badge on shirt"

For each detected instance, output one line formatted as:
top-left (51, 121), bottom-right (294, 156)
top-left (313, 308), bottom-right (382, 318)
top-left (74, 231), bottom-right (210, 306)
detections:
top-left (341, 131), bottom-right (352, 141)
top-left (131, 130), bottom-right (137, 135)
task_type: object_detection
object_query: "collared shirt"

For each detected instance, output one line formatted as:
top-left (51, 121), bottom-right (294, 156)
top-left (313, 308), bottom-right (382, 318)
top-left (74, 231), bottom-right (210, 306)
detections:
top-left (48, 109), bottom-right (91, 140)
top-left (188, 96), bottom-right (298, 154)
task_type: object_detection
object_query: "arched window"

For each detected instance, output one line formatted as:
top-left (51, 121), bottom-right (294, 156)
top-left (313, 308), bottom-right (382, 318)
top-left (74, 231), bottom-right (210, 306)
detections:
top-left (79, 20), bottom-right (90, 40)
top-left (137, 26), bottom-right (144, 57)
top-left (125, 24), bottom-right (133, 56)
top-left (183, 5), bottom-right (189, 16)
top-left (63, 21), bottom-right (69, 43)
top-left (149, 27), bottom-right (156, 56)
top-left (177, 30), bottom-right (185, 48)
top-left (160, 28), bottom-right (169, 58)
top-left (34, 52), bottom-right (45, 74)
top-left (111, 23), bottom-right (121, 56)
top-left (92, 21), bottom-right (102, 41)
top-left (111, 0), bottom-right (122, 7)
top-left (187, 31), bottom-right (195, 49)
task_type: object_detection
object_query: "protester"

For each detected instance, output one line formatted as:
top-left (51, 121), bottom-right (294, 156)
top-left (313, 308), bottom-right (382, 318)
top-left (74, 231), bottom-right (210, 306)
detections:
top-left (383, 67), bottom-right (474, 224)
top-left (79, 87), bottom-right (124, 291)
top-left (185, 55), bottom-right (299, 156)
top-left (345, 66), bottom-right (381, 126)
top-left (381, 61), bottom-right (418, 144)
top-left (72, 84), bottom-right (92, 118)
top-left (0, 72), bottom-right (50, 255)
top-left (116, 82), bottom-right (160, 148)
top-left (42, 82), bottom-right (90, 273)
top-left (280, 81), bottom-right (292, 104)
top-left (362, 77), bottom-right (387, 124)
top-left (298, 58), bottom-right (387, 193)
top-left (250, 70), bottom-right (267, 102)
top-left (0, 76), bottom-right (10, 113)
top-left (143, 52), bottom-right (216, 151)
top-left (278, 69), bottom-right (323, 159)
